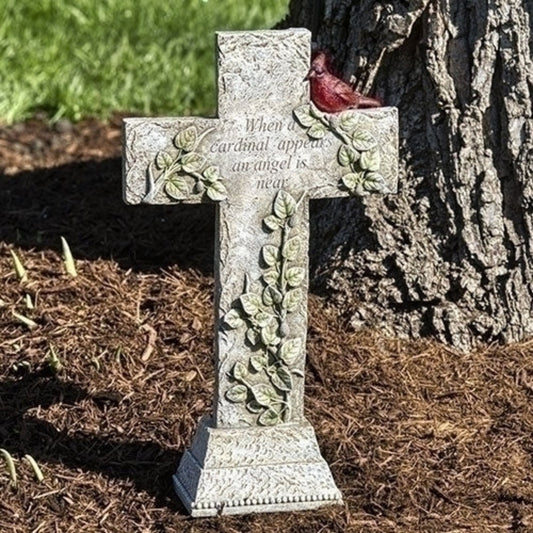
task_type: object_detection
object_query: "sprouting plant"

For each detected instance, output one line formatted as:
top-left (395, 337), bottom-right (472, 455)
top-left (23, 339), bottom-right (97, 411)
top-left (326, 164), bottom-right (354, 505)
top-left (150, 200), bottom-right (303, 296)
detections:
top-left (0, 449), bottom-right (17, 488)
top-left (61, 236), bottom-right (77, 277)
top-left (46, 344), bottom-right (62, 374)
top-left (10, 249), bottom-right (27, 282)
top-left (12, 310), bottom-right (38, 330)
top-left (24, 293), bottom-right (34, 310)
top-left (24, 455), bottom-right (44, 483)
top-left (0, 450), bottom-right (45, 487)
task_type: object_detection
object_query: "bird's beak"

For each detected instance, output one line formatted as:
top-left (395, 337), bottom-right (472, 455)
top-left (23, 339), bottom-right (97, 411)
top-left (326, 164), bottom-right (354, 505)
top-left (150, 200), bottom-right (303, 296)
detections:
top-left (304, 69), bottom-right (315, 81)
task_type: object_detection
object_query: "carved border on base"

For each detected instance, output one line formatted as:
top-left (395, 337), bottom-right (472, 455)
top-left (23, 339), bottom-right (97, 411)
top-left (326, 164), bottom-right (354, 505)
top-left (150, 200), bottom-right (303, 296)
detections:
top-left (173, 473), bottom-right (342, 517)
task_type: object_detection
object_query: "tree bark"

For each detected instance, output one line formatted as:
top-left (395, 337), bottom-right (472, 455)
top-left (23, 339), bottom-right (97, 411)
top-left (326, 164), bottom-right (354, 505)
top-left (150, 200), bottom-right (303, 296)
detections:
top-left (280, 0), bottom-right (533, 350)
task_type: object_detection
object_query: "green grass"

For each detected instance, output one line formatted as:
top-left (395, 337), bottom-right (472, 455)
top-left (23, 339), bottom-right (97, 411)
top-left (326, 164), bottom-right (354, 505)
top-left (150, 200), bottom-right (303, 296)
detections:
top-left (0, 0), bottom-right (288, 123)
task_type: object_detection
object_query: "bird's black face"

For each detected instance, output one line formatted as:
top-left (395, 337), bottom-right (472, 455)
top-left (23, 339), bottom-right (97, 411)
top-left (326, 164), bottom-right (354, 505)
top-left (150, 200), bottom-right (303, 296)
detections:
top-left (305, 52), bottom-right (328, 81)
top-left (305, 62), bottom-right (326, 81)
top-left (312, 63), bottom-right (326, 77)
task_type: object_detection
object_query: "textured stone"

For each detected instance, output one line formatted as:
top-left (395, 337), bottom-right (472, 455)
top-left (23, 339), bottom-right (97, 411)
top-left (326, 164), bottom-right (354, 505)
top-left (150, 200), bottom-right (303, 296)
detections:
top-left (173, 417), bottom-right (342, 516)
top-left (123, 28), bottom-right (399, 516)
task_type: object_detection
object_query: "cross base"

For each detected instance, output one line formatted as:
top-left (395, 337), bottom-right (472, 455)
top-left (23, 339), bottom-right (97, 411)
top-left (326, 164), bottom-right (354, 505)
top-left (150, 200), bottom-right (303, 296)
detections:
top-left (173, 417), bottom-right (343, 516)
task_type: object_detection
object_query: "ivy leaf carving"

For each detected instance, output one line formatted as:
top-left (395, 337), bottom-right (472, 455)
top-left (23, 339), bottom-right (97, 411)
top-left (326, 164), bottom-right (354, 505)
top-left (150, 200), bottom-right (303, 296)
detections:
top-left (202, 165), bottom-right (220, 183)
top-left (282, 236), bottom-right (301, 261)
top-left (362, 172), bottom-right (386, 193)
top-left (174, 126), bottom-right (198, 151)
top-left (293, 105), bottom-right (317, 127)
top-left (246, 327), bottom-right (260, 346)
top-left (262, 268), bottom-right (279, 286)
top-left (341, 172), bottom-right (363, 192)
top-left (262, 286), bottom-right (274, 307)
top-left (283, 288), bottom-right (302, 313)
top-left (181, 152), bottom-right (205, 173)
top-left (359, 149), bottom-right (381, 171)
top-left (284, 266), bottom-right (305, 288)
top-left (263, 285), bottom-right (282, 306)
top-left (262, 245), bottom-right (280, 267)
top-left (226, 384), bottom-right (247, 403)
top-left (270, 366), bottom-right (293, 392)
top-left (165, 175), bottom-right (190, 200)
top-left (251, 384), bottom-right (278, 407)
top-left (255, 311), bottom-right (275, 328)
top-left (338, 145), bottom-right (359, 167)
top-left (338, 114), bottom-right (359, 132)
top-left (273, 190), bottom-right (297, 219)
top-left (307, 122), bottom-right (327, 139)
top-left (263, 214), bottom-right (282, 231)
top-left (250, 354), bottom-right (267, 372)
top-left (260, 323), bottom-right (280, 346)
top-left (279, 338), bottom-right (302, 366)
top-left (206, 180), bottom-right (227, 201)
top-left (352, 130), bottom-right (377, 151)
top-left (232, 361), bottom-right (248, 381)
top-left (240, 293), bottom-right (263, 316)
top-left (155, 150), bottom-right (173, 170)
top-left (258, 408), bottom-right (282, 426)
top-left (223, 308), bottom-right (244, 329)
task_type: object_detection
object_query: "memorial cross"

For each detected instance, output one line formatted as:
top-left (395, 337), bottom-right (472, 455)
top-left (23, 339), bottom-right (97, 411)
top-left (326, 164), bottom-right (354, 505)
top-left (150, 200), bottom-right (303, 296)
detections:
top-left (123, 28), bottom-right (398, 516)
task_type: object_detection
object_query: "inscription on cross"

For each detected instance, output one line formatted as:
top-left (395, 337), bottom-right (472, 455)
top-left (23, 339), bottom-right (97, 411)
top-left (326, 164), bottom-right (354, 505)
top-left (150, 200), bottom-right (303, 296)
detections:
top-left (123, 29), bottom-right (398, 516)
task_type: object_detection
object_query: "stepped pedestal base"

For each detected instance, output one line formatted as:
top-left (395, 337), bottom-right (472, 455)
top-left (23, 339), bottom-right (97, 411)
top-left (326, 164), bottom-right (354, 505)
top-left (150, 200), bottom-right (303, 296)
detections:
top-left (173, 417), bottom-right (342, 517)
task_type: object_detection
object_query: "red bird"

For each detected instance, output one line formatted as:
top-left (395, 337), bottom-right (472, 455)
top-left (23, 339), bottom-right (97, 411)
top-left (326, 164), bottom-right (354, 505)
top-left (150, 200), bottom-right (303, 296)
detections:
top-left (305, 51), bottom-right (382, 113)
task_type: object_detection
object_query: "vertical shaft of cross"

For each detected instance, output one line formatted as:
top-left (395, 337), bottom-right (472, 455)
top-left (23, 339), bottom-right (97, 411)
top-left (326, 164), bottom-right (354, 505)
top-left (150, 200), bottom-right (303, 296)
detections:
top-left (214, 196), bottom-right (311, 427)
top-left (207, 30), bottom-right (313, 428)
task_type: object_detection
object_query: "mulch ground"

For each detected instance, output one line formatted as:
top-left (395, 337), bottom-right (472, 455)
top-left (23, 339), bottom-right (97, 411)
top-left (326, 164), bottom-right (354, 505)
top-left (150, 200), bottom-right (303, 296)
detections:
top-left (0, 117), bottom-right (532, 533)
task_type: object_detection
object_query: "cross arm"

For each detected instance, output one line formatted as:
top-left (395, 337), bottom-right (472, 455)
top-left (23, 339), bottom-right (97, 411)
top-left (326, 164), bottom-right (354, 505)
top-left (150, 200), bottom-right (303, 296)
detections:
top-left (123, 117), bottom-right (221, 205)
top-left (295, 106), bottom-right (399, 201)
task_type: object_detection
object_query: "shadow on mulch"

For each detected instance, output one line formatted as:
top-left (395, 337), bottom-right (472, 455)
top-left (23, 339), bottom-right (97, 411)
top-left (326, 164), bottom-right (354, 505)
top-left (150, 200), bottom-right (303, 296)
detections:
top-left (0, 158), bottom-right (345, 284)
top-left (0, 158), bottom-right (215, 273)
top-left (0, 370), bottom-right (185, 513)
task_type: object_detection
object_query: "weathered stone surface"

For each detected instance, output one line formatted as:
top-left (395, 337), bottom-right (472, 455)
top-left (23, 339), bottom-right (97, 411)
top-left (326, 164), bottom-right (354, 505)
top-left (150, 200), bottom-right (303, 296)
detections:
top-left (173, 417), bottom-right (342, 516)
top-left (123, 28), bottom-right (399, 516)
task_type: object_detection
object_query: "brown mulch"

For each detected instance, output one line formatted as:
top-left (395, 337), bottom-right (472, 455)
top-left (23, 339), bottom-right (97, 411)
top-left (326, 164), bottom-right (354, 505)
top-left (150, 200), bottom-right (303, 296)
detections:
top-left (0, 118), bottom-right (532, 533)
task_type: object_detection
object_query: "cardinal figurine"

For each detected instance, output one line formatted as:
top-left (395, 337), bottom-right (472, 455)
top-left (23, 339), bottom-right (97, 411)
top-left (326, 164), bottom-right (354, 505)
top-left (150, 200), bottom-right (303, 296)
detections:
top-left (305, 51), bottom-right (382, 113)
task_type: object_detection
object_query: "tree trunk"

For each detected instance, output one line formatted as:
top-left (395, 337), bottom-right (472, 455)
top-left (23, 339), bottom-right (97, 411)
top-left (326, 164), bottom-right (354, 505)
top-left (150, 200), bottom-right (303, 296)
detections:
top-left (280, 0), bottom-right (533, 350)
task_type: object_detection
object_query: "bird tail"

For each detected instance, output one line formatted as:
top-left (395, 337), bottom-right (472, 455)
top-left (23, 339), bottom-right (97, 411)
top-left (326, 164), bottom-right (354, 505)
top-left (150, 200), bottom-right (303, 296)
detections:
top-left (358, 95), bottom-right (383, 108)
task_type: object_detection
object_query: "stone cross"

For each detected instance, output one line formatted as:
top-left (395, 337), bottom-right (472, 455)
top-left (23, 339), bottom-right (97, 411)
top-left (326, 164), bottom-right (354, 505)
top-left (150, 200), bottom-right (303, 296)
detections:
top-left (123, 28), bottom-right (398, 516)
